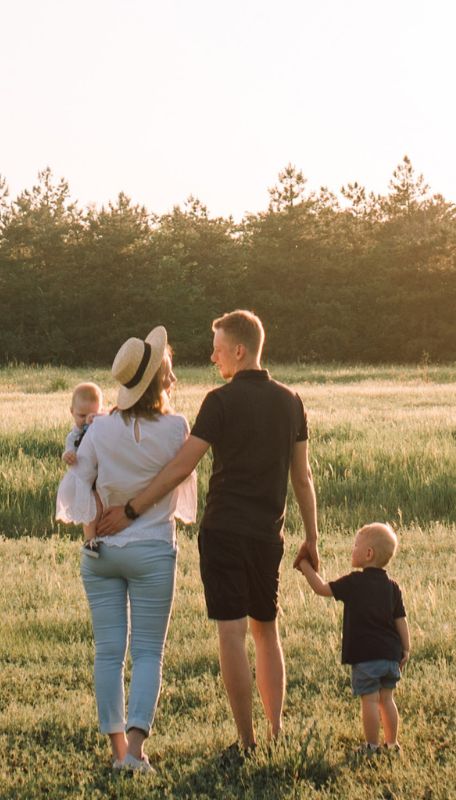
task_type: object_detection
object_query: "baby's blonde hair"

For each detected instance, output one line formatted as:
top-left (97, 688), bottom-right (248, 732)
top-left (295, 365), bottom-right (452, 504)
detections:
top-left (358, 522), bottom-right (398, 567)
top-left (71, 382), bottom-right (103, 410)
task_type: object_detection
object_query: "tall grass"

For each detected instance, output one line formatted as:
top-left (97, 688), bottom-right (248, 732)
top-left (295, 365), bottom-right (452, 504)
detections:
top-left (1, 365), bottom-right (455, 537)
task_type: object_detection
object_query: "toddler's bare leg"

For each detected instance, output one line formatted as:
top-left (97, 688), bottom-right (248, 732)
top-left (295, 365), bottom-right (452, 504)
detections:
top-left (379, 688), bottom-right (399, 745)
top-left (360, 691), bottom-right (380, 746)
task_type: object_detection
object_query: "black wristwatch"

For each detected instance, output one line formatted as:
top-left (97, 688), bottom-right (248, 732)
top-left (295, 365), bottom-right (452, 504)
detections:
top-left (124, 500), bottom-right (140, 520)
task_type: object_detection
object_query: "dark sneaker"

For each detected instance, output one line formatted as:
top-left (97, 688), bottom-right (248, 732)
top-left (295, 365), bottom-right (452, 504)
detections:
top-left (355, 743), bottom-right (381, 758)
top-left (81, 540), bottom-right (100, 558)
top-left (384, 742), bottom-right (401, 756)
top-left (218, 742), bottom-right (256, 769)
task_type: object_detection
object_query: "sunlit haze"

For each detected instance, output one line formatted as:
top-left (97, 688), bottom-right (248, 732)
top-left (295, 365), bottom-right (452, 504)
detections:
top-left (2, 0), bottom-right (455, 218)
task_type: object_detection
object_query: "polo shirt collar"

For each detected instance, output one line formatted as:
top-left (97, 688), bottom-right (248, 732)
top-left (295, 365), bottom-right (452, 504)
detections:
top-left (232, 369), bottom-right (270, 382)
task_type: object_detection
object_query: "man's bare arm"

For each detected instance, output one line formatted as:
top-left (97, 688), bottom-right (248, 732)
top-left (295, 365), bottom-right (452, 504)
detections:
top-left (97, 435), bottom-right (209, 536)
top-left (290, 440), bottom-right (319, 572)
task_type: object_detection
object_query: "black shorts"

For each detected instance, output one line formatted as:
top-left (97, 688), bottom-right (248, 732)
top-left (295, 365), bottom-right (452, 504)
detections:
top-left (198, 527), bottom-right (284, 622)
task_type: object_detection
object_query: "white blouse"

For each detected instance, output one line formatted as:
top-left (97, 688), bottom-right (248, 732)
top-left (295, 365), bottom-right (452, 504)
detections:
top-left (56, 411), bottom-right (197, 547)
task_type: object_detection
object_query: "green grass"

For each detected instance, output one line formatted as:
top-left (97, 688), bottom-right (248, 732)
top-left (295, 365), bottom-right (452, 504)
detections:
top-left (1, 364), bottom-right (456, 536)
top-left (2, 360), bottom-right (456, 393)
top-left (0, 528), bottom-right (454, 799)
top-left (1, 364), bottom-right (455, 798)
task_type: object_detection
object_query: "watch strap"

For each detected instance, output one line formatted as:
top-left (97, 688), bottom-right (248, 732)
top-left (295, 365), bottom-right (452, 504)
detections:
top-left (124, 500), bottom-right (140, 520)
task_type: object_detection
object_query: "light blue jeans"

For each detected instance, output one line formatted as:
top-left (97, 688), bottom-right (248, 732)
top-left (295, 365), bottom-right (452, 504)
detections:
top-left (81, 539), bottom-right (177, 735)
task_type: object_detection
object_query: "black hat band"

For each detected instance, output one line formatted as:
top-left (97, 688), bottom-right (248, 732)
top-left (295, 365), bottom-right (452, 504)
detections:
top-left (123, 342), bottom-right (152, 389)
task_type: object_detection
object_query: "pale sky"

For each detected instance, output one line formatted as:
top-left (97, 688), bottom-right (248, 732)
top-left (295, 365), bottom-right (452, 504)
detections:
top-left (1, 0), bottom-right (455, 219)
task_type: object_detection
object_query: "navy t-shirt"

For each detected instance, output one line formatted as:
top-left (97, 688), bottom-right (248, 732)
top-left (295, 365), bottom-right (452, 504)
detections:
top-left (329, 568), bottom-right (406, 664)
top-left (191, 369), bottom-right (308, 541)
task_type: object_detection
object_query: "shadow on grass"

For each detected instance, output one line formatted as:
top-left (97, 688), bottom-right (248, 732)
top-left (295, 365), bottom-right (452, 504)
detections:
top-left (167, 723), bottom-right (339, 800)
top-left (169, 653), bottom-right (220, 683)
top-left (4, 723), bottom-right (344, 800)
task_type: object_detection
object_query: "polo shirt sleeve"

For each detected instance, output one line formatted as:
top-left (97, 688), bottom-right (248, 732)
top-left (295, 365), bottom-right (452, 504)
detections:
top-left (329, 572), bottom-right (355, 602)
top-left (191, 390), bottom-right (223, 445)
top-left (295, 394), bottom-right (308, 442)
top-left (392, 581), bottom-right (406, 618)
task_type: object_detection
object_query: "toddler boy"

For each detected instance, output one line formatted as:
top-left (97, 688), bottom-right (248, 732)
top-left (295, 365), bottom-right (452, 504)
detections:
top-left (297, 523), bottom-right (410, 754)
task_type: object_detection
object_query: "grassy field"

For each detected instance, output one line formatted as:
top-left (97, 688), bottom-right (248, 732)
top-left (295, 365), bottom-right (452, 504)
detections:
top-left (0, 364), bottom-right (455, 798)
top-left (1, 362), bottom-right (455, 537)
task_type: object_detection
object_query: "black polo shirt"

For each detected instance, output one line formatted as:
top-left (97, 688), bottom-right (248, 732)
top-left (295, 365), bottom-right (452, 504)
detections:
top-left (191, 369), bottom-right (308, 541)
top-left (329, 568), bottom-right (406, 665)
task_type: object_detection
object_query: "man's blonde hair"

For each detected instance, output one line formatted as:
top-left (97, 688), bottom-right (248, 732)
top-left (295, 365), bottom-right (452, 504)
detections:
top-left (212, 310), bottom-right (265, 356)
top-left (71, 382), bottom-right (103, 409)
top-left (358, 522), bottom-right (398, 568)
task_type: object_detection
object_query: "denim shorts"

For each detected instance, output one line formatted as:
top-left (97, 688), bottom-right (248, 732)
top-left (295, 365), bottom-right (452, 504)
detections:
top-left (351, 659), bottom-right (401, 696)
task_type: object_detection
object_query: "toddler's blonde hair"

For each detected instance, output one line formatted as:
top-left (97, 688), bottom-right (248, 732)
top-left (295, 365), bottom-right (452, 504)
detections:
top-left (358, 522), bottom-right (398, 567)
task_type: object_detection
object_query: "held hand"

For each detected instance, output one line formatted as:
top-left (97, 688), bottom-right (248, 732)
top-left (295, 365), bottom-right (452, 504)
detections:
top-left (296, 558), bottom-right (312, 576)
top-left (62, 451), bottom-right (77, 465)
top-left (293, 540), bottom-right (320, 573)
top-left (96, 505), bottom-right (130, 536)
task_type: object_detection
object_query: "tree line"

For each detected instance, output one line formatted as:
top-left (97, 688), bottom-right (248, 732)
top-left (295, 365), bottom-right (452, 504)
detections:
top-left (1, 156), bottom-right (455, 365)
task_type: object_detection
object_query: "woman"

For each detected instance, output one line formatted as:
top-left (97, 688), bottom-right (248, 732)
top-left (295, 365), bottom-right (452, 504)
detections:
top-left (56, 326), bottom-right (196, 773)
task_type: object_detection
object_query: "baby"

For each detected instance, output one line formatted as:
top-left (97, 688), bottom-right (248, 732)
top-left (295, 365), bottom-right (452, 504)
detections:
top-left (297, 523), bottom-right (410, 755)
top-left (62, 382), bottom-right (104, 557)
top-left (63, 382), bottom-right (103, 465)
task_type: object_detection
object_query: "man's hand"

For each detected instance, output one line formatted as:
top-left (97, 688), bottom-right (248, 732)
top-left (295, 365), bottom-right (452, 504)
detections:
top-left (293, 540), bottom-right (320, 572)
top-left (97, 506), bottom-right (130, 536)
top-left (62, 451), bottom-right (77, 465)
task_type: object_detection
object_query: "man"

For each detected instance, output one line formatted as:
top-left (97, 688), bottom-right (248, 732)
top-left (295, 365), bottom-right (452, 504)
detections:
top-left (98, 310), bottom-right (319, 754)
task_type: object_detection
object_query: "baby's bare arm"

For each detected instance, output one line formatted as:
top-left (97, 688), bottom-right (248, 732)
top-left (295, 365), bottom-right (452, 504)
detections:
top-left (62, 450), bottom-right (77, 465)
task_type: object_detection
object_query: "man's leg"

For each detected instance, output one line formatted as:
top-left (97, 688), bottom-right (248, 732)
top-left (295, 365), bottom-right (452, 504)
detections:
top-left (217, 618), bottom-right (256, 748)
top-left (249, 617), bottom-right (285, 739)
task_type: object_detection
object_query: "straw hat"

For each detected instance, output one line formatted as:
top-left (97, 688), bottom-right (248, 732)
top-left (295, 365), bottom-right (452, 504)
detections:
top-left (112, 326), bottom-right (168, 410)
